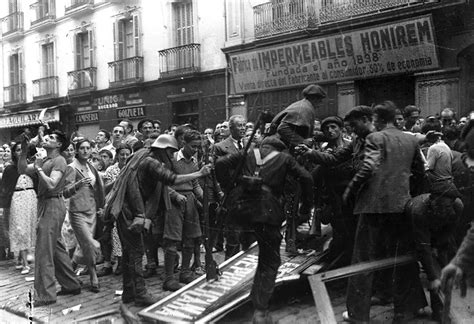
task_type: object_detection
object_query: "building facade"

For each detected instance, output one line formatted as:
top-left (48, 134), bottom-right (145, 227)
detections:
top-left (223, 0), bottom-right (472, 122)
top-left (0, 0), bottom-right (227, 143)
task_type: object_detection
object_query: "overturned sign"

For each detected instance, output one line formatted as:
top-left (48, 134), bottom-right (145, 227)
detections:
top-left (139, 242), bottom-right (326, 323)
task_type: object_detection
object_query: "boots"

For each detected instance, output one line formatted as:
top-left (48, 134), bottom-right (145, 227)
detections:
top-left (114, 257), bottom-right (122, 276)
top-left (252, 310), bottom-right (273, 324)
top-left (163, 248), bottom-right (184, 292)
top-left (179, 246), bottom-right (196, 284)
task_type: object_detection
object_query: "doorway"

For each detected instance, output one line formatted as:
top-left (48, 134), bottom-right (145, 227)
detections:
top-left (357, 75), bottom-right (415, 109)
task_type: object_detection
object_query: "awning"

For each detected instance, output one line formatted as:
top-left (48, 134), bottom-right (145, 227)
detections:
top-left (0, 106), bottom-right (60, 129)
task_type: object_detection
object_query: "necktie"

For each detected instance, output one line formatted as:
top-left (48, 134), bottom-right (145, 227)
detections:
top-left (238, 140), bottom-right (243, 150)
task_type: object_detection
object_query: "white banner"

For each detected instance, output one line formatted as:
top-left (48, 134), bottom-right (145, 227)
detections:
top-left (230, 15), bottom-right (439, 94)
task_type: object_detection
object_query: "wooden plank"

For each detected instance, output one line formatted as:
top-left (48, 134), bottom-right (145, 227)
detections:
top-left (312, 255), bottom-right (415, 283)
top-left (309, 276), bottom-right (337, 324)
top-left (308, 255), bottom-right (416, 324)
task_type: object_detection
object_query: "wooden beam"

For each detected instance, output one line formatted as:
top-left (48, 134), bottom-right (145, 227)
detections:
top-left (308, 255), bottom-right (416, 324)
top-left (309, 276), bottom-right (337, 324)
top-left (312, 255), bottom-right (416, 283)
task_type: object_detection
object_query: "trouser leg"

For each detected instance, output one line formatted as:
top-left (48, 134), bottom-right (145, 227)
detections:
top-left (117, 215), bottom-right (147, 297)
top-left (144, 231), bottom-right (159, 269)
top-left (251, 224), bottom-right (282, 311)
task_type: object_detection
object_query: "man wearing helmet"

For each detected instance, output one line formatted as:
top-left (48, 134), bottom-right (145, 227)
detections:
top-left (104, 134), bottom-right (211, 306)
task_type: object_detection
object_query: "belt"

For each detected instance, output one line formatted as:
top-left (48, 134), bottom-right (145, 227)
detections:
top-left (15, 187), bottom-right (34, 191)
top-left (39, 193), bottom-right (63, 199)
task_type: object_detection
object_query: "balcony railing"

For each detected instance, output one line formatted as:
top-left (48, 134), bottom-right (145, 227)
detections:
top-left (65, 0), bottom-right (93, 13)
top-left (158, 43), bottom-right (201, 79)
top-left (253, 0), bottom-right (454, 38)
top-left (108, 56), bottom-right (144, 87)
top-left (254, 0), bottom-right (319, 38)
top-left (319, 0), bottom-right (424, 24)
top-left (67, 67), bottom-right (97, 93)
top-left (2, 12), bottom-right (24, 36)
top-left (31, 1), bottom-right (55, 26)
top-left (4, 84), bottom-right (26, 105)
top-left (32, 76), bottom-right (58, 99)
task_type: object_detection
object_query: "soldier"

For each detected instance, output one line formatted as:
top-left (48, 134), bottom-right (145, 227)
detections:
top-left (104, 134), bottom-right (211, 306)
top-left (215, 136), bottom-right (313, 324)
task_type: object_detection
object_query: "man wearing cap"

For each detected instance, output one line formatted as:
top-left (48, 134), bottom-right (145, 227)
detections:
top-left (312, 116), bottom-right (354, 266)
top-left (104, 134), bottom-right (211, 306)
top-left (270, 84), bottom-right (326, 150)
top-left (215, 136), bottom-right (313, 324)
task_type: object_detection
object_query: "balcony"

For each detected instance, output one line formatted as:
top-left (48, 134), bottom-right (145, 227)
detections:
top-left (65, 0), bottom-right (94, 16)
top-left (254, 0), bottom-right (319, 38)
top-left (4, 84), bottom-right (26, 105)
top-left (32, 76), bottom-right (58, 100)
top-left (30, 1), bottom-right (55, 30)
top-left (253, 0), bottom-right (465, 38)
top-left (67, 67), bottom-right (97, 94)
top-left (108, 56), bottom-right (144, 87)
top-left (1, 12), bottom-right (24, 40)
top-left (158, 43), bottom-right (201, 79)
top-left (319, 0), bottom-right (430, 24)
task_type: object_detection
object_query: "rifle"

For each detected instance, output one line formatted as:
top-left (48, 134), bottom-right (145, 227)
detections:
top-left (212, 111), bottom-right (273, 253)
top-left (202, 138), bottom-right (220, 281)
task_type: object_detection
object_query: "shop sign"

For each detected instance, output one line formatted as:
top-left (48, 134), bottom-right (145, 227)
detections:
top-left (0, 108), bottom-right (59, 129)
top-left (139, 243), bottom-right (321, 323)
top-left (95, 94), bottom-right (125, 110)
top-left (117, 106), bottom-right (146, 119)
top-left (75, 111), bottom-right (99, 124)
top-left (229, 15), bottom-right (439, 94)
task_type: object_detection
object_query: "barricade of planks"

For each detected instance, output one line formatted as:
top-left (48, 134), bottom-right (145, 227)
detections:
top-left (308, 255), bottom-right (457, 324)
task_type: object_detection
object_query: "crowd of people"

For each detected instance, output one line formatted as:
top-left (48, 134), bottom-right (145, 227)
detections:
top-left (0, 84), bottom-right (473, 323)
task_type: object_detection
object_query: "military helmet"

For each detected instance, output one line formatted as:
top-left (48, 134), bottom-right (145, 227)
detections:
top-left (151, 134), bottom-right (179, 151)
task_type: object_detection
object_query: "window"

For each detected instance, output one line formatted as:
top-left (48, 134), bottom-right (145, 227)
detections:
top-left (173, 1), bottom-right (193, 46)
top-left (9, 53), bottom-right (23, 85)
top-left (226, 0), bottom-right (241, 40)
top-left (75, 30), bottom-right (93, 69)
top-left (113, 15), bottom-right (140, 60)
top-left (9, 0), bottom-right (18, 14)
top-left (6, 51), bottom-right (24, 103)
top-left (42, 42), bottom-right (54, 77)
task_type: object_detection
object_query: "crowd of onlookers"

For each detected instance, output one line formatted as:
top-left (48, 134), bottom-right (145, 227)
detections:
top-left (0, 99), bottom-right (473, 320)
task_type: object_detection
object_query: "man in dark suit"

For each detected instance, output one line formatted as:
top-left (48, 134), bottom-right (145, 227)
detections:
top-left (342, 101), bottom-right (427, 323)
top-left (213, 114), bottom-right (249, 258)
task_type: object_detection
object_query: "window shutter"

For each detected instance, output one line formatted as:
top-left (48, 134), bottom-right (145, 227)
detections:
top-left (75, 33), bottom-right (82, 69)
top-left (18, 52), bottom-right (23, 83)
top-left (118, 20), bottom-right (125, 60)
top-left (133, 14), bottom-right (140, 57)
top-left (88, 29), bottom-right (94, 67)
top-left (113, 20), bottom-right (118, 60)
top-left (9, 55), bottom-right (15, 85)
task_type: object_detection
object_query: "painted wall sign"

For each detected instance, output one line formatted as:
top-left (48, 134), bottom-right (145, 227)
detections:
top-left (0, 108), bottom-right (59, 129)
top-left (75, 111), bottom-right (99, 124)
top-left (229, 15), bottom-right (439, 94)
top-left (95, 94), bottom-right (125, 110)
top-left (139, 242), bottom-right (325, 323)
top-left (116, 106), bottom-right (146, 119)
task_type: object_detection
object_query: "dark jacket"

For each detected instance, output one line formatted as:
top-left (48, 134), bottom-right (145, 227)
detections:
top-left (348, 126), bottom-right (425, 214)
top-left (271, 98), bottom-right (315, 147)
top-left (215, 149), bottom-right (313, 226)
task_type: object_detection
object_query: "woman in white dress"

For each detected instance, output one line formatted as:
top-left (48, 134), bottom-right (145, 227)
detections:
top-left (9, 143), bottom-right (37, 274)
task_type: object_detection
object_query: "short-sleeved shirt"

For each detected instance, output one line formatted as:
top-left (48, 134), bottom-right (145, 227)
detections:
top-left (426, 140), bottom-right (453, 182)
top-left (38, 154), bottom-right (67, 197)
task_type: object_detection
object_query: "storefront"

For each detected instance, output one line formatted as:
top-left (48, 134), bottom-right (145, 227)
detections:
top-left (227, 15), bottom-right (445, 119)
top-left (0, 106), bottom-right (62, 144)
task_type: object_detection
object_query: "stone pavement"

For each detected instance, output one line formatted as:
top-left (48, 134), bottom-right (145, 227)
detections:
top-left (1, 245), bottom-right (473, 323)
top-left (0, 250), bottom-right (226, 323)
